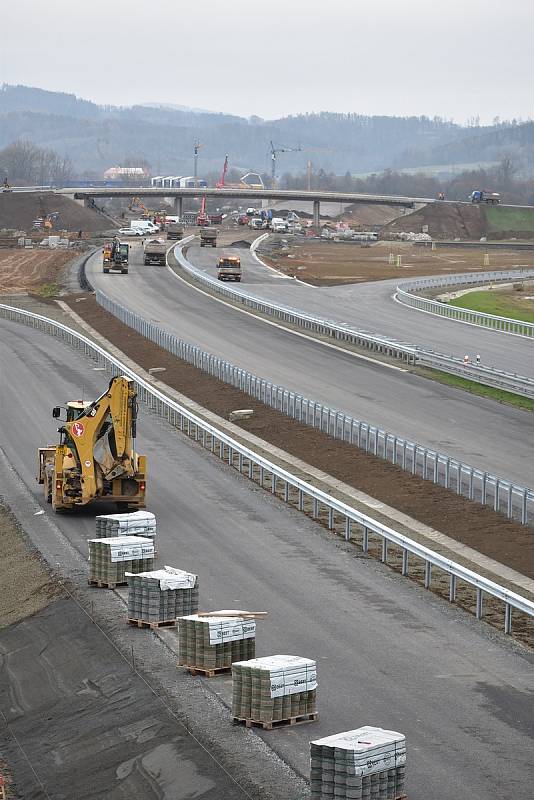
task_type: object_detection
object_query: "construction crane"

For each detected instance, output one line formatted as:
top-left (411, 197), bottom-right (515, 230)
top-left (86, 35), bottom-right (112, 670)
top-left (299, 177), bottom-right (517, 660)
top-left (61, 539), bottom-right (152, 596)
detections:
top-left (270, 141), bottom-right (301, 189)
top-left (196, 196), bottom-right (210, 226)
top-left (215, 155), bottom-right (264, 190)
top-left (216, 154), bottom-right (229, 189)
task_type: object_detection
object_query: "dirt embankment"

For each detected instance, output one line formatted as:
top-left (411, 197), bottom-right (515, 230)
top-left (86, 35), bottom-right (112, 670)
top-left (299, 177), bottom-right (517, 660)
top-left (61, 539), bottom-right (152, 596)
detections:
top-left (380, 202), bottom-right (487, 240)
top-left (0, 192), bottom-right (113, 233)
top-left (64, 293), bottom-right (534, 581)
top-left (259, 240), bottom-right (534, 286)
top-left (0, 502), bottom-right (62, 628)
top-left (0, 249), bottom-right (77, 294)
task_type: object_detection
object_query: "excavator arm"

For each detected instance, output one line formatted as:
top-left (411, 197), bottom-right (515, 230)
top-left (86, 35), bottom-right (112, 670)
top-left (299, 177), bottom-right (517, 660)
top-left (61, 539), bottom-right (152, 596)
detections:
top-left (59, 376), bottom-right (138, 504)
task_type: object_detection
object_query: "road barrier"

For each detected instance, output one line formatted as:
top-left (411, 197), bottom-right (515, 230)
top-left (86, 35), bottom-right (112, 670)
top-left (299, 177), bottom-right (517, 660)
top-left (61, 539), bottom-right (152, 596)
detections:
top-left (174, 243), bottom-right (534, 397)
top-left (94, 290), bottom-right (534, 527)
top-left (396, 269), bottom-right (534, 337)
top-left (1, 301), bottom-right (532, 637)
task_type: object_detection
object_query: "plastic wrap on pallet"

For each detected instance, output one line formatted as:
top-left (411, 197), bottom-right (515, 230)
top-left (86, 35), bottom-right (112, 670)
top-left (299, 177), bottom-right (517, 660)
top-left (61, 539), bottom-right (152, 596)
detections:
top-left (126, 567), bottom-right (199, 623)
top-left (232, 655), bottom-right (317, 723)
top-left (95, 511), bottom-right (156, 540)
top-left (310, 726), bottom-right (406, 800)
top-left (178, 613), bottom-right (256, 670)
top-left (88, 536), bottom-right (154, 585)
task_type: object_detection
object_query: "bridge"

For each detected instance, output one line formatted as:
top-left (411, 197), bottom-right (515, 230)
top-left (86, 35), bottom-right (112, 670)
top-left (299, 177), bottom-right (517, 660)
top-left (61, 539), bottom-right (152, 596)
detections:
top-left (60, 186), bottom-right (424, 228)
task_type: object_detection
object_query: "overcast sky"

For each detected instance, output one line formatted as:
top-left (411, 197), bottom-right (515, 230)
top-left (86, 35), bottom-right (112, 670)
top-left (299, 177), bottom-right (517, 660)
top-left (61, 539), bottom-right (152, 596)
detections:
top-left (2, 0), bottom-right (532, 122)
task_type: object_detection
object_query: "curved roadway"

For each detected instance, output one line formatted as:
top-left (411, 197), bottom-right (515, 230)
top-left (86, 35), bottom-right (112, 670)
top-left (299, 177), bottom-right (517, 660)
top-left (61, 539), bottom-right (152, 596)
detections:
top-left (1, 319), bottom-right (534, 800)
top-left (86, 245), bottom-right (533, 485)
top-left (188, 241), bottom-right (534, 377)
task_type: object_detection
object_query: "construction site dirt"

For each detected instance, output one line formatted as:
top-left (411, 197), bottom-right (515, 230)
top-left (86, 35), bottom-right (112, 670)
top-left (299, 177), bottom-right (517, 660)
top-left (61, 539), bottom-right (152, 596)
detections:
top-left (0, 249), bottom-right (78, 294)
top-left (259, 240), bottom-right (534, 286)
top-left (63, 294), bottom-right (534, 631)
top-left (0, 192), bottom-right (114, 233)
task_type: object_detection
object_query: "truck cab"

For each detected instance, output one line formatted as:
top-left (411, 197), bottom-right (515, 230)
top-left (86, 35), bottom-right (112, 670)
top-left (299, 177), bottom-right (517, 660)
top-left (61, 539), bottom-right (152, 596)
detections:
top-left (217, 255), bottom-right (241, 282)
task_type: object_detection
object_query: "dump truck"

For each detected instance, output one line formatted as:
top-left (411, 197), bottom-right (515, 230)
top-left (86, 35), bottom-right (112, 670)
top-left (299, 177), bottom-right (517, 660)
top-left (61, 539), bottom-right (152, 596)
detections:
top-left (167, 223), bottom-right (185, 241)
top-left (217, 255), bottom-right (241, 281)
top-left (143, 238), bottom-right (167, 265)
top-left (38, 375), bottom-right (147, 512)
top-left (200, 227), bottom-right (217, 248)
top-left (470, 190), bottom-right (501, 204)
top-left (103, 238), bottom-right (129, 273)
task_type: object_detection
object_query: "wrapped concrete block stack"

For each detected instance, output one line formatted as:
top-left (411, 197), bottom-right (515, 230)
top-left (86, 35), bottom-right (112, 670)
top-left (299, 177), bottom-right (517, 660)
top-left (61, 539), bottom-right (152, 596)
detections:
top-left (88, 536), bottom-right (154, 586)
top-left (178, 614), bottom-right (256, 671)
top-left (95, 511), bottom-right (156, 541)
top-left (232, 655), bottom-right (317, 723)
top-left (126, 566), bottom-right (199, 623)
top-left (310, 726), bottom-right (406, 800)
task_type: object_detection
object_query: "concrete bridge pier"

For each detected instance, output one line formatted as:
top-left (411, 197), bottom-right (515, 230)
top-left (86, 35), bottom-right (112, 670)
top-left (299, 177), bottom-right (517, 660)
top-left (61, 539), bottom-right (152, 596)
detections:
top-left (173, 196), bottom-right (183, 219)
top-left (313, 199), bottom-right (320, 230)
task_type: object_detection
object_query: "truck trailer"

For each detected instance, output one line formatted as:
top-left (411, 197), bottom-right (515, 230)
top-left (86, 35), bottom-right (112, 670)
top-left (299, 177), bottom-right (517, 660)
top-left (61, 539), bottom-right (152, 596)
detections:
top-left (144, 238), bottom-right (167, 265)
top-left (470, 190), bottom-right (501, 204)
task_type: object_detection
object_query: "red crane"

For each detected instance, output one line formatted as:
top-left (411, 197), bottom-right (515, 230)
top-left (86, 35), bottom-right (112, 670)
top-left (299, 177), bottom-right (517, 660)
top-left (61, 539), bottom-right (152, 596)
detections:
top-left (216, 154), bottom-right (229, 189)
top-left (196, 195), bottom-right (210, 226)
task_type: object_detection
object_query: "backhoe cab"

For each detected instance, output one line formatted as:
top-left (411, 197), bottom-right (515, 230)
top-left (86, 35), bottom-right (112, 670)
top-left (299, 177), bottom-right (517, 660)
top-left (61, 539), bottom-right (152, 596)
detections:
top-left (38, 376), bottom-right (147, 511)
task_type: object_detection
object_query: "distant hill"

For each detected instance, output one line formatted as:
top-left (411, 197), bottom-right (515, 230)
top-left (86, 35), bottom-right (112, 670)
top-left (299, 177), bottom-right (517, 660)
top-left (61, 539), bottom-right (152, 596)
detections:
top-left (1, 84), bottom-right (533, 178)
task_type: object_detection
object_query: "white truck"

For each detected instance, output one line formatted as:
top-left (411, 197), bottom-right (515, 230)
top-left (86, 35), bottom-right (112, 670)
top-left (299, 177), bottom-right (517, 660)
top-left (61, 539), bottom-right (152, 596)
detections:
top-left (271, 217), bottom-right (288, 233)
top-left (131, 220), bottom-right (160, 234)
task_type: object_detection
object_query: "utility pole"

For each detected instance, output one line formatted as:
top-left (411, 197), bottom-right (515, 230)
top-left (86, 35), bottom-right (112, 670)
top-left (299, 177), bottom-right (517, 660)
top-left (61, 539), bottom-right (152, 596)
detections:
top-left (193, 140), bottom-right (202, 183)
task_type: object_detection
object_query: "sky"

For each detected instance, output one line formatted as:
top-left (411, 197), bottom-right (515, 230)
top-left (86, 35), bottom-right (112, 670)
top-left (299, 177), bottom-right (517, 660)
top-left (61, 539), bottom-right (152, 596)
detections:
top-left (2, 0), bottom-right (533, 122)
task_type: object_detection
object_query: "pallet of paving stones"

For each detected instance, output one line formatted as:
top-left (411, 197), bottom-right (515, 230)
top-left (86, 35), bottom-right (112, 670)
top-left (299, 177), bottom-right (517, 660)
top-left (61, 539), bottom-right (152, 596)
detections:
top-left (232, 711), bottom-right (318, 730)
top-left (177, 613), bottom-right (257, 674)
top-left (126, 567), bottom-right (198, 626)
top-left (87, 536), bottom-right (155, 587)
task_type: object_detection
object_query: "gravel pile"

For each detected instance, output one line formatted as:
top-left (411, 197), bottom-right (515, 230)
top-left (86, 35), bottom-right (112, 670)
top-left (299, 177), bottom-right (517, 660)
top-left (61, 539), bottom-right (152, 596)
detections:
top-left (126, 566), bottom-right (198, 623)
top-left (232, 654), bottom-right (317, 723)
top-left (310, 726), bottom-right (406, 800)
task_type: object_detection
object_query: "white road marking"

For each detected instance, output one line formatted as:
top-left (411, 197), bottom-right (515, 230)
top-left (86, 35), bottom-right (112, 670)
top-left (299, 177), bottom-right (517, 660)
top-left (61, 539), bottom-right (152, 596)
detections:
top-left (165, 259), bottom-right (407, 372)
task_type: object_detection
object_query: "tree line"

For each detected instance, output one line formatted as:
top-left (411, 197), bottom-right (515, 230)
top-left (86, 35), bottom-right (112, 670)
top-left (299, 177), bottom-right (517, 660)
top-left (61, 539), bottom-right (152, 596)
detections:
top-left (0, 140), bottom-right (72, 185)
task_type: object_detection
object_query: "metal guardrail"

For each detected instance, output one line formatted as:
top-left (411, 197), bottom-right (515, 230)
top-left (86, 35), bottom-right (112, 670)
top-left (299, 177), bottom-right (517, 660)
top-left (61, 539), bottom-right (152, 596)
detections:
top-left (175, 243), bottom-right (534, 397)
top-left (1, 301), bottom-right (532, 636)
top-left (396, 270), bottom-right (534, 337)
top-left (95, 290), bottom-right (534, 527)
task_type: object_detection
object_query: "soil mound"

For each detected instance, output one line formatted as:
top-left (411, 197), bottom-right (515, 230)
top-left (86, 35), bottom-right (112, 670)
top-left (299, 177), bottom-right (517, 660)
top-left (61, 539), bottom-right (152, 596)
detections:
top-left (381, 202), bottom-right (486, 240)
top-left (0, 192), bottom-right (115, 233)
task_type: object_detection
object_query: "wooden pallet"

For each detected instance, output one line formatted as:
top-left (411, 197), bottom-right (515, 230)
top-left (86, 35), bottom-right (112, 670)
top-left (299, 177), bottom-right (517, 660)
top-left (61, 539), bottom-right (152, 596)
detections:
top-left (127, 618), bottom-right (176, 629)
top-left (88, 579), bottom-right (126, 589)
top-left (182, 664), bottom-right (232, 678)
top-left (233, 712), bottom-right (318, 730)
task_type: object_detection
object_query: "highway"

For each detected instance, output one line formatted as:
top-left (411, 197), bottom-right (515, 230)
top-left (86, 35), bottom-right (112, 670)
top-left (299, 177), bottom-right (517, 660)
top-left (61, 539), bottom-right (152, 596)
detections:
top-left (187, 240), bottom-right (534, 379)
top-left (2, 318), bottom-right (534, 800)
top-left (86, 245), bottom-right (533, 486)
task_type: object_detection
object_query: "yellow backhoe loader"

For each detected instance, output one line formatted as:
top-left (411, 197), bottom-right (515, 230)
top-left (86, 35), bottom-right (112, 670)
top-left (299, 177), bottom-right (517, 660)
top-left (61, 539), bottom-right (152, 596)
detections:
top-left (38, 375), bottom-right (147, 511)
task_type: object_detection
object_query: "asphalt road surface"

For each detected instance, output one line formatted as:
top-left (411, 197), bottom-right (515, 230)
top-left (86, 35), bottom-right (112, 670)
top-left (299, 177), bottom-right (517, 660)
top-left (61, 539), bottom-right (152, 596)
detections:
top-left (188, 239), bottom-right (534, 378)
top-left (86, 245), bottom-right (534, 486)
top-left (1, 318), bottom-right (534, 800)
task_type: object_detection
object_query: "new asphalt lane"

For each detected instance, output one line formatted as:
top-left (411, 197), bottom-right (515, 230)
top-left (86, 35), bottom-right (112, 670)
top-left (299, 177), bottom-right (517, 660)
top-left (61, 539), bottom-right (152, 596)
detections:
top-left (86, 244), bottom-right (534, 486)
top-left (1, 318), bottom-right (534, 799)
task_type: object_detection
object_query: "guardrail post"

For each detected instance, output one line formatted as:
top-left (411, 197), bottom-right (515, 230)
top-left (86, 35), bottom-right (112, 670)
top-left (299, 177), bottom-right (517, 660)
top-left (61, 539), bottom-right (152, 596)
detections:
top-left (381, 538), bottom-right (388, 563)
top-left (507, 485), bottom-right (513, 519)
top-left (424, 561), bottom-right (432, 589)
top-left (345, 518), bottom-right (351, 541)
top-left (402, 549), bottom-right (409, 576)
top-left (328, 507), bottom-right (334, 530)
top-left (362, 526), bottom-right (369, 553)
top-left (284, 481), bottom-right (289, 502)
top-left (504, 603), bottom-right (512, 634)
top-left (521, 490), bottom-right (528, 524)
top-left (494, 479), bottom-right (500, 512)
top-left (449, 574), bottom-right (456, 602)
top-left (298, 489), bottom-right (304, 511)
top-left (312, 499), bottom-right (318, 519)
top-left (476, 587), bottom-right (483, 619)
top-left (481, 472), bottom-right (488, 504)
top-left (272, 474), bottom-right (277, 495)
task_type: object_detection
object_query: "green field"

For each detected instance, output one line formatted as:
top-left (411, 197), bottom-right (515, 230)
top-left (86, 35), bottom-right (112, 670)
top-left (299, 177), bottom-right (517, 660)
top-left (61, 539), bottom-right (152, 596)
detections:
top-left (484, 205), bottom-right (534, 234)
top-left (450, 289), bottom-right (534, 324)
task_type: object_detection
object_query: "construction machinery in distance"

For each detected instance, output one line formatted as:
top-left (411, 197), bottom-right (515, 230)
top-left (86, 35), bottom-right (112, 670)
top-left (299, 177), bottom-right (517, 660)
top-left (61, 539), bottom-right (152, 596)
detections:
top-left (38, 375), bottom-right (147, 512)
top-left (196, 196), bottom-right (210, 226)
top-left (103, 237), bottom-right (129, 273)
top-left (216, 154), bottom-right (264, 191)
top-left (270, 141), bottom-right (301, 189)
top-left (217, 255), bottom-right (241, 281)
